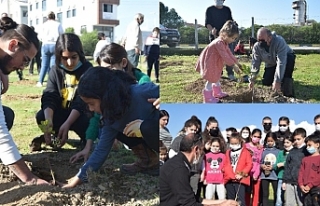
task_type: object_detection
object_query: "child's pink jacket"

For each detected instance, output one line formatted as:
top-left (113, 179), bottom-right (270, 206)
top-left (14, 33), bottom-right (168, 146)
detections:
top-left (195, 37), bottom-right (238, 83)
top-left (245, 143), bottom-right (263, 179)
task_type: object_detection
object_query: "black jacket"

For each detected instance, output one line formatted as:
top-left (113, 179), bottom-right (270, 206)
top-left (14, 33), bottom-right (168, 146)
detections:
top-left (160, 152), bottom-right (203, 206)
top-left (274, 130), bottom-right (292, 150)
top-left (41, 61), bottom-right (92, 113)
top-left (283, 145), bottom-right (309, 185)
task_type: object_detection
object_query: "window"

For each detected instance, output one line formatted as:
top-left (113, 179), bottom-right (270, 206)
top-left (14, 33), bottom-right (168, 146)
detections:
top-left (43, 16), bottom-right (47, 23)
top-left (103, 4), bottom-right (113, 13)
top-left (57, 12), bottom-right (62, 24)
top-left (30, 20), bottom-right (33, 26)
top-left (22, 10), bottom-right (28, 17)
top-left (42, 0), bottom-right (46, 11)
top-left (36, 18), bottom-right (39, 25)
top-left (36, 2), bottom-right (39, 9)
top-left (29, 4), bottom-right (32, 11)
top-left (67, 10), bottom-right (71, 18)
top-left (57, 0), bottom-right (63, 7)
top-left (72, 9), bottom-right (76, 17)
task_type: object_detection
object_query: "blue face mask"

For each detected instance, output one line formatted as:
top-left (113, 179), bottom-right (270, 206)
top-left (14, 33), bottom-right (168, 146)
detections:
top-left (307, 146), bottom-right (316, 154)
top-left (60, 61), bottom-right (83, 71)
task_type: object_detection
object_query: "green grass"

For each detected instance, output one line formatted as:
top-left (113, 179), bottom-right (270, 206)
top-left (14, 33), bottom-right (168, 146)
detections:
top-left (160, 54), bottom-right (320, 103)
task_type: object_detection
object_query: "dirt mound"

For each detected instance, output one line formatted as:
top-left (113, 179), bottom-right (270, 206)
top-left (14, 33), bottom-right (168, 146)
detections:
top-left (160, 60), bottom-right (184, 69)
top-left (185, 78), bottom-right (309, 103)
top-left (3, 94), bottom-right (41, 101)
top-left (0, 149), bottom-right (159, 206)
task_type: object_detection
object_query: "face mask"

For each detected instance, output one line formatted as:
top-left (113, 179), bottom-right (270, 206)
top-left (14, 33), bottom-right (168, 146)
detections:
top-left (209, 128), bottom-right (219, 137)
top-left (242, 133), bottom-right (249, 139)
top-left (285, 145), bottom-right (293, 151)
top-left (252, 137), bottom-right (260, 144)
top-left (279, 126), bottom-right (288, 133)
top-left (211, 147), bottom-right (220, 153)
top-left (307, 146), bottom-right (316, 154)
top-left (268, 143), bottom-right (275, 148)
top-left (60, 61), bottom-right (83, 71)
top-left (214, 0), bottom-right (224, 7)
top-left (230, 144), bottom-right (241, 151)
top-left (263, 124), bottom-right (272, 131)
top-left (259, 40), bottom-right (268, 49)
top-left (315, 124), bottom-right (320, 131)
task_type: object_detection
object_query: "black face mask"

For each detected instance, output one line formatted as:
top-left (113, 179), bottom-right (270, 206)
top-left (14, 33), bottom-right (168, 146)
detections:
top-left (209, 128), bottom-right (219, 137)
top-left (263, 124), bottom-right (272, 131)
top-left (259, 40), bottom-right (269, 52)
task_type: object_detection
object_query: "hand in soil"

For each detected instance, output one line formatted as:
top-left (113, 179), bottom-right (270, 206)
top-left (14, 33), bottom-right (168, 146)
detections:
top-left (57, 176), bottom-right (82, 188)
top-left (69, 148), bottom-right (90, 163)
top-left (272, 81), bottom-right (281, 91)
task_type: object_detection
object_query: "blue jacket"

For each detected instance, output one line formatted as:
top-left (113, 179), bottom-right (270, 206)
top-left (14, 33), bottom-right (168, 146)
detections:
top-left (144, 36), bottom-right (160, 58)
top-left (77, 82), bottom-right (159, 182)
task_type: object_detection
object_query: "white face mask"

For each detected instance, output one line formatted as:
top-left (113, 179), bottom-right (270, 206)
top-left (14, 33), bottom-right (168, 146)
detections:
top-left (230, 144), bottom-right (241, 151)
top-left (279, 126), bottom-right (288, 132)
top-left (214, 0), bottom-right (224, 7)
top-left (211, 147), bottom-right (220, 153)
top-left (315, 124), bottom-right (320, 131)
top-left (242, 133), bottom-right (249, 139)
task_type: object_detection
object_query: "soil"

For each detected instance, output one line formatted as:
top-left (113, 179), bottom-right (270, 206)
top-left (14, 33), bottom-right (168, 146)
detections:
top-left (185, 77), bottom-right (309, 103)
top-left (0, 147), bottom-right (159, 206)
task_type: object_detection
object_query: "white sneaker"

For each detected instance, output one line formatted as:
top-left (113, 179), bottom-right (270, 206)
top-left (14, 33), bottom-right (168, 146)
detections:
top-left (36, 82), bottom-right (42, 87)
top-left (228, 74), bottom-right (237, 81)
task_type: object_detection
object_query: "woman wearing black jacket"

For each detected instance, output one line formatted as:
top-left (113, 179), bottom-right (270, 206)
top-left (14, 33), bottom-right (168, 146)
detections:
top-left (36, 33), bottom-right (92, 148)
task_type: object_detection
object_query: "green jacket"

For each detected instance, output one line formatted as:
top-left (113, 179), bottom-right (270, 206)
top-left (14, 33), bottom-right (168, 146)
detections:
top-left (85, 68), bottom-right (150, 141)
top-left (273, 150), bottom-right (290, 179)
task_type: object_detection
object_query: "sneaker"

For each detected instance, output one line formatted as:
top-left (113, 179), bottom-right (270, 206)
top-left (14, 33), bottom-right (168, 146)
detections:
top-left (36, 82), bottom-right (42, 87)
top-left (228, 74), bottom-right (237, 81)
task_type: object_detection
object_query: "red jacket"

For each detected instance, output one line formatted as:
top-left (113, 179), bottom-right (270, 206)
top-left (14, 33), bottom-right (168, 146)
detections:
top-left (298, 155), bottom-right (320, 189)
top-left (224, 148), bottom-right (253, 186)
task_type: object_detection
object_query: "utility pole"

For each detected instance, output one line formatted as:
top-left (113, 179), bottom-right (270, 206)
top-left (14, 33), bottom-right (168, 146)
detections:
top-left (251, 17), bottom-right (254, 37)
top-left (195, 19), bottom-right (198, 49)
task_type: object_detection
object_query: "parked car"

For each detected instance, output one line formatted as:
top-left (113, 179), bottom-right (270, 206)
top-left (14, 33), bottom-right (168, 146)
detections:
top-left (160, 24), bottom-right (180, 48)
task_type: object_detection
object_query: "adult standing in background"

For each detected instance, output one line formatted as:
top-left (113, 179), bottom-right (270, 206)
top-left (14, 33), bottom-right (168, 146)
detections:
top-left (36, 11), bottom-right (63, 87)
top-left (121, 13), bottom-right (144, 68)
top-left (29, 26), bottom-right (41, 75)
top-left (205, 0), bottom-right (237, 81)
top-left (93, 32), bottom-right (111, 65)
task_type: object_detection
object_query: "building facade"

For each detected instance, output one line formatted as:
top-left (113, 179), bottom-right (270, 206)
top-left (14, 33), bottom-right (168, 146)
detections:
top-left (0, 0), bottom-right (120, 41)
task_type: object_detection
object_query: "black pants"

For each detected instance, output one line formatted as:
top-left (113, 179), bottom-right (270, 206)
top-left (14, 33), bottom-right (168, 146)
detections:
top-left (261, 179), bottom-right (277, 206)
top-left (3, 106), bottom-right (14, 131)
top-left (29, 56), bottom-right (41, 75)
top-left (35, 108), bottom-right (90, 141)
top-left (262, 53), bottom-right (296, 86)
top-left (16, 70), bottom-right (23, 80)
top-left (226, 182), bottom-right (246, 206)
top-left (147, 56), bottom-right (159, 79)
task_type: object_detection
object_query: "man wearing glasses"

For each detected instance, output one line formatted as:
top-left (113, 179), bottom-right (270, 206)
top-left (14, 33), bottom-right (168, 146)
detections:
top-left (160, 133), bottom-right (239, 206)
top-left (261, 116), bottom-right (273, 145)
top-left (249, 27), bottom-right (296, 97)
top-left (0, 24), bottom-right (49, 185)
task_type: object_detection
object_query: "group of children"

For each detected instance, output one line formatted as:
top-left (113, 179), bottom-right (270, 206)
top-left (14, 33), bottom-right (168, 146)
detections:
top-left (159, 112), bottom-right (320, 206)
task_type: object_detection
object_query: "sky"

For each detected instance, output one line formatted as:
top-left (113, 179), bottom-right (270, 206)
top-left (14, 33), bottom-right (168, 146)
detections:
top-left (114, 0), bottom-right (159, 42)
top-left (161, 104), bottom-right (318, 139)
top-left (160, 0), bottom-right (320, 28)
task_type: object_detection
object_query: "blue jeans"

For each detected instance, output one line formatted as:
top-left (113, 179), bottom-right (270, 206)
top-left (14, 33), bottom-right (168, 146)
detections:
top-left (276, 179), bottom-right (283, 206)
top-left (127, 49), bottom-right (140, 68)
top-left (38, 43), bottom-right (56, 83)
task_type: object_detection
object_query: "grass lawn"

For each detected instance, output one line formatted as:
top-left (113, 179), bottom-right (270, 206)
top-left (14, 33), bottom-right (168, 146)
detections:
top-left (160, 54), bottom-right (320, 103)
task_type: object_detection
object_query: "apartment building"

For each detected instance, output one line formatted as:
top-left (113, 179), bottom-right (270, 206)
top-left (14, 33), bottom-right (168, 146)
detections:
top-left (0, 0), bottom-right (120, 41)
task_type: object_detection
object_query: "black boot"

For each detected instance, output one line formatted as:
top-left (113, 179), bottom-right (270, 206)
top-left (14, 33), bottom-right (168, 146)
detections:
top-left (281, 77), bottom-right (294, 97)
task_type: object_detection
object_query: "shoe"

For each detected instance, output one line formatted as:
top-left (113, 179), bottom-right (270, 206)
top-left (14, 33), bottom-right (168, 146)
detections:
top-left (228, 74), bottom-right (237, 81)
top-left (202, 89), bottom-right (219, 103)
top-left (156, 79), bottom-right (160, 83)
top-left (212, 85), bottom-right (228, 98)
top-left (120, 143), bottom-right (159, 176)
top-left (36, 82), bottom-right (42, 87)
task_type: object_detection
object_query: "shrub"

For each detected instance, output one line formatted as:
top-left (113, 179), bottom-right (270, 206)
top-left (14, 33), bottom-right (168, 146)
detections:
top-left (65, 27), bottom-right (75, 33)
top-left (80, 30), bottom-right (98, 56)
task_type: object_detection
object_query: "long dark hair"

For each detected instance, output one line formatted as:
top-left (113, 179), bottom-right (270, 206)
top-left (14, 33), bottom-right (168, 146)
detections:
top-left (77, 67), bottom-right (137, 123)
top-left (55, 33), bottom-right (86, 66)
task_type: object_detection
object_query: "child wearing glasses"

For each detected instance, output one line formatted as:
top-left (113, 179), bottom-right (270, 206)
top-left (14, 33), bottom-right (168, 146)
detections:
top-left (224, 133), bottom-right (252, 206)
top-left (245, 129), bottom-right (263, 206)
top-left (200, 137), bottom-right (226, 200)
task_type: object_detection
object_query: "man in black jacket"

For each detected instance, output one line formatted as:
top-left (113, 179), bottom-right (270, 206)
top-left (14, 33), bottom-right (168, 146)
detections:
top-left (160, 133), bottom-right (239, 206)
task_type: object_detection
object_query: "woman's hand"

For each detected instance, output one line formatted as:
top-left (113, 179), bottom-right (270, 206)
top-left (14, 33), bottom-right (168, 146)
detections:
top-left (57, 122), bottom-right (71, 147)
top-left (70, 148), bottom-right (91, 163)
top-left (56, 176), bottom-right (82, 188)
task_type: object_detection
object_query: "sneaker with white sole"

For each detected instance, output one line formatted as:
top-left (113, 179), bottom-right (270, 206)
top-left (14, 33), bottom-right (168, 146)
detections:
top-left (36, 82), bottom-right (42, 87)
